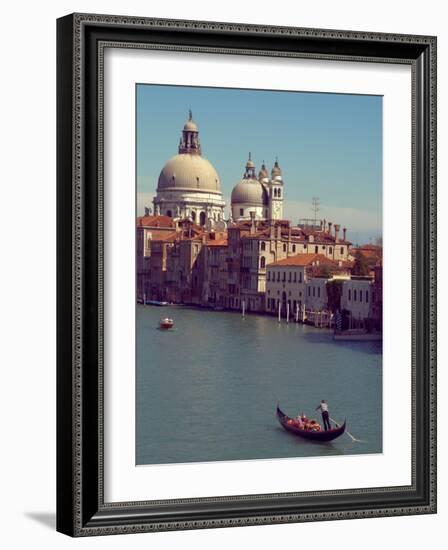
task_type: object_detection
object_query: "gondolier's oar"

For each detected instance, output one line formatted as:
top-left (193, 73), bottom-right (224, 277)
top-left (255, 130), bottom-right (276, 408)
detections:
top-left (330, 417), bottom-right (363, 443)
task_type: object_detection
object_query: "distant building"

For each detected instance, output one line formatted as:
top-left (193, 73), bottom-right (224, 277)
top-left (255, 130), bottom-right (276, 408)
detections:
top-left (231, 155), bottom-right (284, 222)
top-left (265, 253), bottom-right (351, 319)
top-left (340, 277), bottom-right (374, 323)
top-left (153, 111), bottom-right (225, 226)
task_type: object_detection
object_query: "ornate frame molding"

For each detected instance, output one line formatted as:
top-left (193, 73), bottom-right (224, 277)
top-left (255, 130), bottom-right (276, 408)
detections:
top-left (57, 13), bottom-right (437, 536)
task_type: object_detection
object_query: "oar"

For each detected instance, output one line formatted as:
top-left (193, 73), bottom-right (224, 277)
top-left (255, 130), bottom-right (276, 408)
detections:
top-left (330, 417), bottom-right (363, 443)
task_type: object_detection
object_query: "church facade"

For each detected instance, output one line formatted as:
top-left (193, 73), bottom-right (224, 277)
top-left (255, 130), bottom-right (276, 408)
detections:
top-left (230, 154), bottom-right (284, 222)
top-left (153, 111), bottom-right (226, 226)
top-left (152, 112), bottom-right (285, 226)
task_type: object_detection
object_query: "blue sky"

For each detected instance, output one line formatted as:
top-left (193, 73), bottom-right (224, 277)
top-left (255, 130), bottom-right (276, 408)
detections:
top-left (136, 84), bottom-right (382, 244)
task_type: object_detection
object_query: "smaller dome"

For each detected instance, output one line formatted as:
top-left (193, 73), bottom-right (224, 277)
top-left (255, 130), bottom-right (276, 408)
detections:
top-left (246, 152), bottom-right (255, 169)
top-left (184, 119), bottom-right (198, 132)
top-left (258, 161), bottom-right (269, 180)
top-left (231, 178), bottom-right (268, 206)
top-left (271, 159), bottom-right (282, 177)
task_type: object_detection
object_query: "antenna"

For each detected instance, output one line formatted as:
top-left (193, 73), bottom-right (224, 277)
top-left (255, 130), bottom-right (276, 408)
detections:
top-left (311, 197), bottom-right (320, 227)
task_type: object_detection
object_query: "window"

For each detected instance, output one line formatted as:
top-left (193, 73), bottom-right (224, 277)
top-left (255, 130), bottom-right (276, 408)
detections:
top-left (166, 210), bottom-right (172, 217)
top-left (261, 241), bottom-right (266, 251)
top-left (313, 287), bottom-right (315, 297)
top-left (315, 246), bottom-right (318, 254)
top-left (293, 272), bottom-right (297, 282)
top-left (299, 272), bottom-right (302, 283)
top-left (354, 289), bottom-right (357, 301)
top-left (348, 289), bottom-right (351, 301)
top-left (292, 244), bottom-right (296, 253)
top-left (240, 208), bottom-right (244, 216)
top-left (366, 291), bottom-right (369, 302)
top-left (277, 271), bottom-right (280, 282)
top-left (260, 256), bottom-right (266, 269)
top-left (308, 287), bottom-right (311, 296)
top-left (283, 244), bottom-right (287, 252)
top-left (277, 189), bottom-right (281, 198)
top-left (283, 272), bottom-right (286, 282)
top-left (267, 271), bottom-right (270, 281)
top-left (329, 247), bottom-right (332, 254)
top-left (340, 247), bottom-right (344, 255)
top-left (360, 290), bottom-right (363, 302)
top-left (289, 272), bottom-right (292, 282)
top-left (318, 287), bottom-right (321, 298)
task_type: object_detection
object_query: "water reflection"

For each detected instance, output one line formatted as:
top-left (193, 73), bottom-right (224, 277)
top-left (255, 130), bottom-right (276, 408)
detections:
top-left (136, 305), bottom-right (382, 465)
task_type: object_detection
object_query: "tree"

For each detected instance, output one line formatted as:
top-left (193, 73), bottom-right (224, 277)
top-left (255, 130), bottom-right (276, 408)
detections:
top-left (326, 279), bottom-right (344, 312)
top-left (352, 250), bottom-right (370, 276)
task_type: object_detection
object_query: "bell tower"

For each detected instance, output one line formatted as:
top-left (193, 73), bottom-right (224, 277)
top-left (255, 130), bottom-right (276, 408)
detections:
top-left (268, 158), bottom-right (284, 220)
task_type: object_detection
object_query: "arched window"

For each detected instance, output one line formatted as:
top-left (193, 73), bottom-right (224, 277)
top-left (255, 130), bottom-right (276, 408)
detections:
top-left (277, 188), bottom-right (281, 198)
top-left (261, 241), bottom-right (266, 251)
top-left (260, 256), bottom-right (266, 269)
top-left (166, 210), bottom-right (172, 218)
top-left (200, 211), bottom-right (206, 226)
top-left (191, 211), bottom-right (196, 222)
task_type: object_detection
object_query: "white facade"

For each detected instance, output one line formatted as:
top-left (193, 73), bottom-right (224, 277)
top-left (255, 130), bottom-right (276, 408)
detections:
top-left (265, 264), bottom-right (307, 317)
top-left (231, 156), bottom-right (284, 222)
top-left (340, 278), bottom-right (373, 319)
top-left (153, 112), bottom-right (225, 226)
top-left (305, 278), bottom-right (328, 312)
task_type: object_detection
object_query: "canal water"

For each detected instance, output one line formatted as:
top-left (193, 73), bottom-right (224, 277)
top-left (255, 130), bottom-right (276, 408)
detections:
top-left (136, 305), bottom-right (382, 465)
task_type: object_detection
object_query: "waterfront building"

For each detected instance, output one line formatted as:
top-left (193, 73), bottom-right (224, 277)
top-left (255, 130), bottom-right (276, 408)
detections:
top-left (153, 111), bottom-right (226, 226)
top-left (264, 253), bottom-right (348, 319)
top-left (231, 155), bottom-right (283, 222)
top-left (340, 277), bottom-right (374, 324)
top-left (136, 214), bottom-right (177, 301)
top-left (371, 262), bottom-right (383, 330)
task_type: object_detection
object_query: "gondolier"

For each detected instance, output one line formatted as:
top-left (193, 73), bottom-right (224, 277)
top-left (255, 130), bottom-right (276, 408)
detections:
top-left (316, 400), bottom-right (331, 431)
top-left (276, 405), bottom-right (346, 442)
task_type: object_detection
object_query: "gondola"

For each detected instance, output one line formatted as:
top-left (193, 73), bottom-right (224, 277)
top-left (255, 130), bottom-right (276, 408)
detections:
top-left (276, 405), bottom-right (346, 442)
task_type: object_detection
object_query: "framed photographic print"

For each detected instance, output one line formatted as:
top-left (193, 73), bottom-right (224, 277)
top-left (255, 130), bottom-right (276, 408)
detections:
top-left (56, 13), bottom-right (437, 536)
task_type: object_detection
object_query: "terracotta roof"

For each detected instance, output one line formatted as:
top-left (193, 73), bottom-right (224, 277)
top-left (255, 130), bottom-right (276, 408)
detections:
top-left (147, 230), bottom-right (178, 242)
top-left (267, 253), bottom-right (336, 267)
top-left (136, 215), bottom-right (175, 228)
top-left (206, 239), bottom-right (228, 247)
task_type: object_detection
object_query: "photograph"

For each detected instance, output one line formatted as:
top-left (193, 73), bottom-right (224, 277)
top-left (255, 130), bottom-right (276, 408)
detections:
top-left (135, 84), bottom-right (383, 465)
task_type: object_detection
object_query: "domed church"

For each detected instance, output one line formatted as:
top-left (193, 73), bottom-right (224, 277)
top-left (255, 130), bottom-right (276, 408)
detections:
top-left (231, 154), bottom-right (284, 222)
top-left (153, 111), bottom-right (225, 226)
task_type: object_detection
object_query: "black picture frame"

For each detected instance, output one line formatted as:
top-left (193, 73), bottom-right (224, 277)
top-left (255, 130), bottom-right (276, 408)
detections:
top-left (57, 13), bottom-right (437, 536)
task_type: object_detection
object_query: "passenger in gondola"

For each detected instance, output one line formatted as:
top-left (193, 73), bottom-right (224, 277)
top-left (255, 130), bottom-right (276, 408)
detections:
top-left (316, 399), bottom-right (332, 431)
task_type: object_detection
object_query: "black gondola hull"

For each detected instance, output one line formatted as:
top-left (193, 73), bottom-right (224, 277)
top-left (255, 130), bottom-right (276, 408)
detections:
top-left (276, 405), bottom-right (346, 442)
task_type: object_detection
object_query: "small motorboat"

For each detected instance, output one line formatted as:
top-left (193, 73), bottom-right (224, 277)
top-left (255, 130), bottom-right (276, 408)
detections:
top-left (159, 318), bottom-right (174, 330)
top-left (147, 300), bottom-right (169, 306)
top-left (276, 405), bottom-right (346, 442)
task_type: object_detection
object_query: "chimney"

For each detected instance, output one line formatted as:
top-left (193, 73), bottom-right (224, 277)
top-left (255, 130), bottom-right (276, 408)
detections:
top-left (343, 227), bottom-right (347, 241)
top-left (276, 223), bottom-right (282, 240)
top-left (322, 219), bottom-right (326, 232)
top-left (334, 224), bottom-right (340, 243)
top-left (328, 221), bottom-right (332, 235)
top-left (250, 211), bottom-right (256, 235)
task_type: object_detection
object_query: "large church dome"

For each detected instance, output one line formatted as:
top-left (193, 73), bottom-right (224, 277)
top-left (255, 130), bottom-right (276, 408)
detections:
top-left (157, 154), bottom-right (221, 193)
top-left (153, 111), bottom-right (225, 225)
